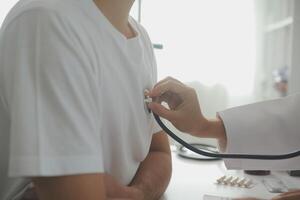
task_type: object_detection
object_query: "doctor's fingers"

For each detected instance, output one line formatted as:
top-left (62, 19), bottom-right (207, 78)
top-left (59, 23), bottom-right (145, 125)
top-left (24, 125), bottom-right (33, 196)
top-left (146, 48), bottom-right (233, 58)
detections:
top-left (155, 76), bottom-right (184, 89)
top-left (148, 102), bottom-right (177, 121)
top-left (149, 79), bottom-right (190, 99)
top-left (154, 91), bottom-right (183, 110)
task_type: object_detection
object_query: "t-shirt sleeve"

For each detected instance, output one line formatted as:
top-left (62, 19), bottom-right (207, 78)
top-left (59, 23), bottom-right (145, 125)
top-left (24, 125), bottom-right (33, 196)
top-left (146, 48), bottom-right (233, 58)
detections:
top-left (218, 94), bottom-right (300, 170)
top-left (3, 9), bottom-right (104, 177)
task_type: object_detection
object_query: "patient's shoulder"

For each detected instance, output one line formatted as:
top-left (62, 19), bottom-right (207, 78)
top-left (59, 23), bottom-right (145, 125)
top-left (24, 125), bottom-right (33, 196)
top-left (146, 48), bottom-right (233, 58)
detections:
top-left (1, 0), bottom-right (76, 30)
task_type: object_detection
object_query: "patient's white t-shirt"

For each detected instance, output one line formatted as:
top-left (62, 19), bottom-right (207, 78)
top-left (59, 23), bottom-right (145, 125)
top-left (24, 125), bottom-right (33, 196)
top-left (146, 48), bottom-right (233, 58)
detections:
top-left (0, 0), bottom-right (161, 199)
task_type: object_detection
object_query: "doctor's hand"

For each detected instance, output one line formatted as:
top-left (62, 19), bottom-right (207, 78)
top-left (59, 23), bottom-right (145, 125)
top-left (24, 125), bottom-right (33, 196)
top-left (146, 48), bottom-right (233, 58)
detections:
top-left (147, 77), bottom-right (226, 146)
top-left (147, 77), bottom-right (205, 136)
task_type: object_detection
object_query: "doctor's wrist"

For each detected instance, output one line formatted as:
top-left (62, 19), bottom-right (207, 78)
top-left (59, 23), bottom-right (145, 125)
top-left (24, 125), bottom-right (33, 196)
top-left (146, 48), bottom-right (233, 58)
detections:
top-left (197, 117), bottom-right (227, 151)
top-left (214, 116), bottom-right (227, 151)
top-left (191, 115), bottom-right (227, 151)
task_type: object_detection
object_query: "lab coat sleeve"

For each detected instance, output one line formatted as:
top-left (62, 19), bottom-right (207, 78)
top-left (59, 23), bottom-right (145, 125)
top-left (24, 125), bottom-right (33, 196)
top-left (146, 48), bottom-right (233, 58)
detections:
top-left (218, 94), bottom-right (300, 170)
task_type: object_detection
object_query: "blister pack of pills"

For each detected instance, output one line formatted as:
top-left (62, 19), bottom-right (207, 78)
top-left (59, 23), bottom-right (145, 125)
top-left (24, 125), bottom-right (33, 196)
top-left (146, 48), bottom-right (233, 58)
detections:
top-left (203, 194), bottom-right (268, 200)
top-left (262, 177), bottom-right (289, 193)
top-left (215, 175), bottom-right (254, 188)
top-left (203, 195), bottom-right (233, 200)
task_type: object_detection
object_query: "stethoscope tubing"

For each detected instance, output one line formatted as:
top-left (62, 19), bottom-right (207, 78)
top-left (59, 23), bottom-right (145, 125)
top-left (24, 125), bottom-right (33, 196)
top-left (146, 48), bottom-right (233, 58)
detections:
top-left (153, 113), bottom-right (300, 160)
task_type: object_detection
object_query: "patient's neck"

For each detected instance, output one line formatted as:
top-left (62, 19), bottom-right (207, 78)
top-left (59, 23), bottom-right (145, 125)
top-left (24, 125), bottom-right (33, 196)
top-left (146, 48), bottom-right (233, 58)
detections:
top-left (93, 0), bottom-right (136, 38)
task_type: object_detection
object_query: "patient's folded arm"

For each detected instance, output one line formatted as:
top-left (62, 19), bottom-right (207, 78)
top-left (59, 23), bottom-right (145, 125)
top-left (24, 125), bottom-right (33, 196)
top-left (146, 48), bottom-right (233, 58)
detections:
top-left (32, 174), bottom-right (107, 200)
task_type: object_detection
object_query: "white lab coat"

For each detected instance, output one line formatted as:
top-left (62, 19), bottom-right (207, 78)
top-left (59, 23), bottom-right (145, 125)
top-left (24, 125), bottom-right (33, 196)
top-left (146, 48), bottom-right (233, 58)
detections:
top-left (218, 94), bottom-right (300, 170)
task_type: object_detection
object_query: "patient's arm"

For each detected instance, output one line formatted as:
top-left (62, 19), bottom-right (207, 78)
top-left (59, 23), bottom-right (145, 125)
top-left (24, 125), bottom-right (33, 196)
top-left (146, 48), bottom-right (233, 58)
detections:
top-left (129, 131), bottom-right (172, 200)
top-left (33, 132), bottom-right (171, 200)
top-left (33, 174), bottom-right (106, 200)
top-left (33, 174), bottom-right (141, 200)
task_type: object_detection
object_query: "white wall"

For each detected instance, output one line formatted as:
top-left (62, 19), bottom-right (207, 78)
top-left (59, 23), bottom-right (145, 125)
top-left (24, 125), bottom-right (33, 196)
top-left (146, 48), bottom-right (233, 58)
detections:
top-left (0, 0), bottom-right (18, 26)
top-left (141, 0), bottom-right (256, 101)
top-left (290, 1), bottom-right (300, 94)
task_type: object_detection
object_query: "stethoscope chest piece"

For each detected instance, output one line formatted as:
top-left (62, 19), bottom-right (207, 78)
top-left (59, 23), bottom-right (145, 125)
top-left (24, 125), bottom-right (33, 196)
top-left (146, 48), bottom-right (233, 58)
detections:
top-left (144, 90), bottom-right (153, 114)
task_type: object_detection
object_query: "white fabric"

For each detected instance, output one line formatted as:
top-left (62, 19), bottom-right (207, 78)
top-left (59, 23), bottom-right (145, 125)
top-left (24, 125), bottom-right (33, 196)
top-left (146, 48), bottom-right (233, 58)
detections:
top-left (219, 94), bottom-right (300, 170)
top-left (0, 0), bottom-right (161, 198)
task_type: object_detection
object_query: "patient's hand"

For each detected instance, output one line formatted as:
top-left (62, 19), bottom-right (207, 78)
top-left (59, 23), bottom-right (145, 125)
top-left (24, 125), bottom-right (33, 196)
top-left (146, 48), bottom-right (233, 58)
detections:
top-left (103, 174), bottom-right (144, 200)
top-left (232, 190), bottom-right (300, 200)
top-left (272, 189), bottom-right (300, 200)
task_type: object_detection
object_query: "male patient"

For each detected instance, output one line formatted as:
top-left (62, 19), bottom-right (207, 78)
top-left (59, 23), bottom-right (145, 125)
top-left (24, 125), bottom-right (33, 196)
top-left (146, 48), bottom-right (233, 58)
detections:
top-left (0, 0), bottom-right (172, 199)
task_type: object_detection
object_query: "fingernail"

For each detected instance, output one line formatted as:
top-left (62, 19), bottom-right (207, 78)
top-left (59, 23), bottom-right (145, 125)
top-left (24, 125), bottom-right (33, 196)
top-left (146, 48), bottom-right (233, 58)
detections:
top-left (144, 97), bottom-right (152, 103)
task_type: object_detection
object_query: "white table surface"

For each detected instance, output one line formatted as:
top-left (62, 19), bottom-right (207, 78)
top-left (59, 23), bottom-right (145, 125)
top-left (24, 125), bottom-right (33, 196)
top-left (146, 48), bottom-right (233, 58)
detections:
top-left (160, 150), bottom-right (300, 200)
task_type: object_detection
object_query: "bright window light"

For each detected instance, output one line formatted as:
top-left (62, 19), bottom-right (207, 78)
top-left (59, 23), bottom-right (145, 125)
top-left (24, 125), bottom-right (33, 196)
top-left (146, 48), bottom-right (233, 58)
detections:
top-left (141, 0), bottom-right (256, 96)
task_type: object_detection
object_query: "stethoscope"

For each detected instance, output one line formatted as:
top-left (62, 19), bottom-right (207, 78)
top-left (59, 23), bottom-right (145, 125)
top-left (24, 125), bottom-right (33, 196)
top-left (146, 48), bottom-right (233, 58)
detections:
top-left (145, 97), bottom-right (300, 160)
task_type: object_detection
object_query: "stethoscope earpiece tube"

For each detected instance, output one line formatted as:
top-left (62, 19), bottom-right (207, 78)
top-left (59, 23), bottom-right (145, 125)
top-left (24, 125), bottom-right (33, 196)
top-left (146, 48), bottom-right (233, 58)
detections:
top-left (153, 113), bottom-right (300, 160)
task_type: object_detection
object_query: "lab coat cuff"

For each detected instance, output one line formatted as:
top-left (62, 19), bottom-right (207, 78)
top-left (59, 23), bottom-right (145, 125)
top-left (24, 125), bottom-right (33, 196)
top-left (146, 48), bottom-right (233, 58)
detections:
top-left (217, 111), bottom-right (242, 169)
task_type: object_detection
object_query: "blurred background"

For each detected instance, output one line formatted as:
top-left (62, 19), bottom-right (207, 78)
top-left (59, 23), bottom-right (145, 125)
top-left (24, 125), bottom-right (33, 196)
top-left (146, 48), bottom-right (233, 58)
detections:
top-left (133, 0), bottom-right (298, 105)
top-left (132, 0), bottom-right (300, 146)
top-left (1, 0), bottom-right (300, 146)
